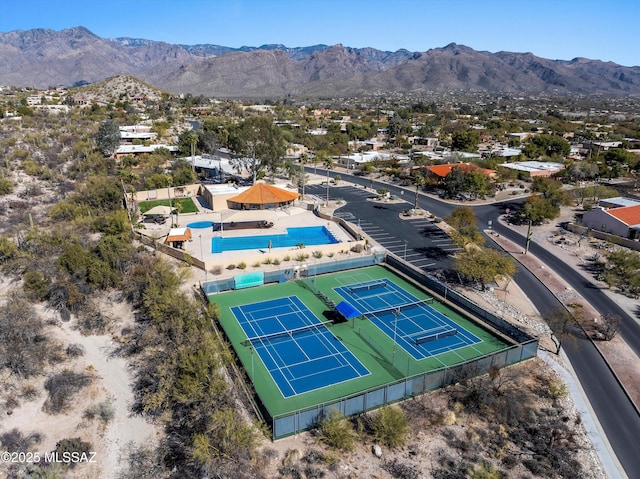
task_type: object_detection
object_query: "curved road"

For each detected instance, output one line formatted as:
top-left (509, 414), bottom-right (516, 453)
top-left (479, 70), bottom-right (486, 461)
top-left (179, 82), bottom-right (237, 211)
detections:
top-left (309, 168), bottom-right (640, 476)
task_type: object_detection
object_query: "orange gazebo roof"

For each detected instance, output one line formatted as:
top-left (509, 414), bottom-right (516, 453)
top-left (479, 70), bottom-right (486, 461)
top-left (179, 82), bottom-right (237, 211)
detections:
top-left (227, 182), bottom-right (299, 205)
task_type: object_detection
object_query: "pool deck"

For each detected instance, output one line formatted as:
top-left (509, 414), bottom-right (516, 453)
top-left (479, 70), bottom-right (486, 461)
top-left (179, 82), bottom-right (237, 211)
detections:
top-left (137, 200), bottom-right (355, 269)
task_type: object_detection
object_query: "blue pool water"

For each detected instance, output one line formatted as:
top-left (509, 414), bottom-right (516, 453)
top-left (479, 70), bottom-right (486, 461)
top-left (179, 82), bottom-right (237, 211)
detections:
top-left (187, 221), bottom-right (214, 229)
top-left (211, 226), bottom-right (338, 253)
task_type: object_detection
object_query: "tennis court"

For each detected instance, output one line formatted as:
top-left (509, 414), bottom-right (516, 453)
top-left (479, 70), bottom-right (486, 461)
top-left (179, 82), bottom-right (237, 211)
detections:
top-left (231, 296), bottom-right (369, 398)
top-left (335, 279), bottom-right (481, 360)
top-left (211, 265), bottom-right (516, 428)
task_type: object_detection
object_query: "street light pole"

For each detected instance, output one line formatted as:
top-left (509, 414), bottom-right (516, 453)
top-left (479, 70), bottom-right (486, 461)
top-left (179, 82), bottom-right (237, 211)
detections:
top-left (199, 234), bottom-right (208, 282)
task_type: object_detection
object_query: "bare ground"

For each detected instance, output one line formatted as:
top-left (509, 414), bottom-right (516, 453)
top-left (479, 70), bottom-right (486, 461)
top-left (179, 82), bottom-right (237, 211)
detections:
top-left (0, 293), bottom-right (160, 479)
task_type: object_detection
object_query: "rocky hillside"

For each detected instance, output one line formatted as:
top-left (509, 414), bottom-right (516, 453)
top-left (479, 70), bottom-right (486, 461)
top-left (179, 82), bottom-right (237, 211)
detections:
top-left (1, 26), bottom-right (639, 97)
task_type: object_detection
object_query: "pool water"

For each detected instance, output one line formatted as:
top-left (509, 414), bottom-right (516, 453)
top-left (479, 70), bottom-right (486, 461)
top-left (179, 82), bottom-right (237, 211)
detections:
top-left (211, 226), bottom-right (338, 253)
top-left (187, 221), bottom-right (214, 229)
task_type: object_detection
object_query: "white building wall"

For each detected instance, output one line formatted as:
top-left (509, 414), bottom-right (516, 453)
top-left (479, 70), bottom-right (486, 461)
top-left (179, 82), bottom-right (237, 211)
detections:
top-left (581, 209), bottom-right (630, 237)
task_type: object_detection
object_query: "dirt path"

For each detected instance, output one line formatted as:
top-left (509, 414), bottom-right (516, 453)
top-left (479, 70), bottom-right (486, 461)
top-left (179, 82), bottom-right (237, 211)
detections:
top-left (0, 302), bottom-right (159, 479)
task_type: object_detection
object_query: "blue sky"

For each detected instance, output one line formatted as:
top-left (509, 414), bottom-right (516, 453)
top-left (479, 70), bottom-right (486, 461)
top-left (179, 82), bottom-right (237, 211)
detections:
top-left (1, 0), bottom-right (638, 66)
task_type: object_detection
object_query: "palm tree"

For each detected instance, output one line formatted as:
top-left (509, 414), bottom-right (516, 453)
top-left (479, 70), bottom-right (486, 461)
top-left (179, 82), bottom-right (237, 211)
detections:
top-left (324, 156), bottom-right (334, 205)
top-left (412, 173), bottom-right (425, 210)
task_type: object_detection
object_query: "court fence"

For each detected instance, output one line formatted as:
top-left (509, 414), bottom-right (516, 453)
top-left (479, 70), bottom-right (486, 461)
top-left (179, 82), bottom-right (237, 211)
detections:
top-left (201, 252), bottom-right (385, 295)
top-left (269, 251), bottom-right (539, 439)
top-left (272, 338), bottom-right (538, 439)
top-left (202, 249), bottom-right (539, 440)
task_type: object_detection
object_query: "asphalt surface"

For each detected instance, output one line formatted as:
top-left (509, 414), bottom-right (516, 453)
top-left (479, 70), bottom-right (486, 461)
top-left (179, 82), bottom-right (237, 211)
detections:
top-left (307, 169), bottom-right (640, 477)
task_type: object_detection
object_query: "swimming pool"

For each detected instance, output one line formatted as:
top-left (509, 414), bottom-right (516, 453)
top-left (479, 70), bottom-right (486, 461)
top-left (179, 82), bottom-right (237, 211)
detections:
top-left (211, 226), bottom-right (338, 253)
top-left (187, 221), bottom-right (214, 229)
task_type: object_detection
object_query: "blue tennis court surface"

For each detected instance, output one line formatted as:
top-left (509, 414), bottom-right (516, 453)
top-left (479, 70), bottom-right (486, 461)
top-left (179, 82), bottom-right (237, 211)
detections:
top-left (231, 296), bottom-right (369, 398)
top-left (335, 279), bottom-right (481, 360)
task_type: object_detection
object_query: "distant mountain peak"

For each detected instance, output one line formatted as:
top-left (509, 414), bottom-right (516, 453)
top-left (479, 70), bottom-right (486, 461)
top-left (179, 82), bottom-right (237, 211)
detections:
top-left (1, 26), bottom-right (638, 97)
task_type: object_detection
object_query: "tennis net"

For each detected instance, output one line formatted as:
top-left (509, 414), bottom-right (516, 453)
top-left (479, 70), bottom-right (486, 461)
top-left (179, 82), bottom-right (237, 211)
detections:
top-left (414, 327), bottom-right (458, 344)
top-left (245, 323), bottom-right (326, 345)
top-left (365, 298), bottom-right (433, 318)
top-left (349, 281), bottom-right (387, 294)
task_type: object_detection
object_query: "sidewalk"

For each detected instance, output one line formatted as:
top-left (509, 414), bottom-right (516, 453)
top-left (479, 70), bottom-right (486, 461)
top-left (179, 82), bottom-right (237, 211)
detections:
top-left (488, 214), bottom-right (640, 411)
top-left (480, 216), bottom-right (639, 479)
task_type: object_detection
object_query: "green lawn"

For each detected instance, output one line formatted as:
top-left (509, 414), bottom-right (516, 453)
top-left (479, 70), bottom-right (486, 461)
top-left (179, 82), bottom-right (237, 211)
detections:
top-left (138, 197), bottom-right (198, 214)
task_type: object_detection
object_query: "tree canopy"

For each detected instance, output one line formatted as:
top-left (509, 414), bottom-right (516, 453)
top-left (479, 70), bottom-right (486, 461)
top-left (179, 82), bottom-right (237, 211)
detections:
top-left (522, 134), bottom-right (570, 159)
top-left (451, 130), bottom-right (480, 152)
top-left (446, 206), bottom-right (484, 246)
top-left (227, 115), bottom-right (286, 184)
top-left (453, 245), bottom-right (516, 290)
top-left (94, 119), bottom-right (120, 156)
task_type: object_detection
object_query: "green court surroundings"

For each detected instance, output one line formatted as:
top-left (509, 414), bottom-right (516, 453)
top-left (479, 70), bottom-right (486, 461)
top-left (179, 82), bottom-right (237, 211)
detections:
top-left (207, 263), bottom-right (538, 439)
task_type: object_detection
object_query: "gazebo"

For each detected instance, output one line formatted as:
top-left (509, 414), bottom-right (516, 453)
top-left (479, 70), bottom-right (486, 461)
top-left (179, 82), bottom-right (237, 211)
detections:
top-left (165, 227), bottom-right (191, 249)
top-left (226, 182), bottom-right (299, 210)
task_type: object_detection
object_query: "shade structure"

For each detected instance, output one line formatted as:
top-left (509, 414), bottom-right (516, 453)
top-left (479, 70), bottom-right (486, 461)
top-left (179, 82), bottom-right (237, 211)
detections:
top-left (166, 227), bottom-right (191, 243)
top-left (227, 182), bottom-right (299, 210)
top-left (335, 301), bottom-right (362, 319)
top-left (143, 205), bottom-right (175, 216)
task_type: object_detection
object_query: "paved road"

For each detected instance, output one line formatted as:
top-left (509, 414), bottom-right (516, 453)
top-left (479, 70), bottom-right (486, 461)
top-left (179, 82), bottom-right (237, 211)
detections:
top-left (308, 169), bottom-right (640, 477)
top-left (306, 183), bottom-right (460, 274)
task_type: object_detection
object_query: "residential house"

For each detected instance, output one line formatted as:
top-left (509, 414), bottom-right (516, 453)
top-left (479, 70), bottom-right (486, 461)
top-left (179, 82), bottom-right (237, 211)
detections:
top-left (498, 161), bottom-right (565, 178)
top-left (581, 204), bottom-right (640, 239)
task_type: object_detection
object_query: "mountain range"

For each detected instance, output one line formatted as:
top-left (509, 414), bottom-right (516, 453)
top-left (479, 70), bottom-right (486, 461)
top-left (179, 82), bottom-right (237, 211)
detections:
top-left (1, 26), bottom-right (639, 98)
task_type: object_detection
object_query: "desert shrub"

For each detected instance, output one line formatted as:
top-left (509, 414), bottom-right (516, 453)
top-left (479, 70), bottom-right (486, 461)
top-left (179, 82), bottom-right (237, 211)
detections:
top-left (263, 257), bottom-right (273, 265)
top-left (84, 400), bottom-right (115, 423)
top-left (22, 270), bottom-right (51, 301)
top-left (20, 384), bottom-right (39, 401)
top-left (327, 252), bottom-right (335, 258)
top-left (0, 235), bottom-right (18, 263)
top-left (54, 437), bottom-right (93, 469)
top-left (382, 458), bottom-right (419, 479)
top-left (115, 442), bottom-right (165, 479)
top-left (350, 244), bottom-right (364, 253)
top-left (283, 255), bottom-right (291, 262)
top-left (273, 258), bottom-right (281, 265)
top-left (303, 448), bottom-right (325, 464)
top-left (0, 177), bottom-right (14, 195)
top-left (75, 301), bottom-right (112, 335)
top-left (66, 343), bottom-right (86, 357)
top-left (0, 292), bottom-right (58, 377)
top-left (255, 447), bottom-right (279, 469)
top-left (0, 428), bottom-right (43, 451)
top-left (549, 380), bottom-right (569, 400)
top-left (316, 409), bottom-right (357, 451)
top-left (237, 262), bottom-right (247, 270)
top-left (43, 370), bottom-right (93, 414)
top-left (304, 466), bottom-right (326, 478)
top-left (226, 264), bottom-right (236, 270)
top-left (313, 251), bottom-right (323, 259)
top-left (252, 261), bottom-right (261, 268)
top-left (468, 461), bottom-right (505, 479)
top-left (371, 405), bottom-right (410, 448)
top-left (210, 265), bottom-right (223, 275)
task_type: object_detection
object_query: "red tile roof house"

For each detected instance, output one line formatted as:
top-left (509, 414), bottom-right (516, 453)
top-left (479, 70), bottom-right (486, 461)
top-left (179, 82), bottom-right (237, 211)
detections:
top-left (581, 204), bottom-right (640, 240)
